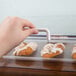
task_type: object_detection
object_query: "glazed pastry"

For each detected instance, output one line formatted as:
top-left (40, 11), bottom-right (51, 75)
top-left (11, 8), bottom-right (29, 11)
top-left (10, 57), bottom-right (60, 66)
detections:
top-left (13, 42), bottom-right (38, 56)
top-left (41, 43), bottom-right (65, 58)
top-left (54, 43), bottom-right (65, 50)
top-left (72, 45), bottom-right (76, 59)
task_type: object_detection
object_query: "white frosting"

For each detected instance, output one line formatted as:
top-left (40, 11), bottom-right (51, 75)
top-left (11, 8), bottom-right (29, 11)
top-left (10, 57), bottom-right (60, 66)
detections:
top-left (41, 48), bottom-right (63, 56)
top-left (13, 49), bottom-right (17, 55)
top-left (41, 43), bottom-right (54, 56)
top-left (43, 43), bottom-right (54, 50)
top-left (72, 47), bottom-right (76, 54)
top-left (41, 43), bottom-right (63, 56)
top-left (54, 43), bottom-right (65, 49)
top-left (52, 48), bottom-right (63, 53)
top-left (41, 48), bottom-right (50, 56)
top-left (13, 42), bottom-right (38, 55)
top-left (72, 50), bottom-right (76, 54)
top-left (26, 42), bottom-right (38, 51)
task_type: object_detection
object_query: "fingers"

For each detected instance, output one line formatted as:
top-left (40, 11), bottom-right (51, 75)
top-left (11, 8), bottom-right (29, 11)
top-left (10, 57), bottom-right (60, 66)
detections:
top-left (19, 17), bottom-right (38, 35)
top-left (23, 19), bottom-right (35, 28)
top-left (23, 28), bottom-right (38, 38)
top-left (19, 17), bottom-right (38, 37)
top-left (4, 16), bottom-right (38, 37)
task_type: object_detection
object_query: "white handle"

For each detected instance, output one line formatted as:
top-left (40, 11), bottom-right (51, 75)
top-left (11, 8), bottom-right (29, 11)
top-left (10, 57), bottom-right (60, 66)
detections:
top-left (37, 28), bottom-right (51, 42)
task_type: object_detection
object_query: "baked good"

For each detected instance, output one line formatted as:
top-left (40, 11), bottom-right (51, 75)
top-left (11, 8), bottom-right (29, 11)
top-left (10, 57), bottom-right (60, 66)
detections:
top-left (72, 45), bottom-right (76, 59)
top-left (54, 43), bottom-right (65, 50)
top-left (41, 43), bottom-right (65, 58)
top-left (13, 42), bottom-right (38, 56)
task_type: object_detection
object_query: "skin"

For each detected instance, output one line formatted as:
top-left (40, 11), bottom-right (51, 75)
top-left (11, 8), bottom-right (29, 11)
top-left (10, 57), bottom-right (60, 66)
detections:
top-left (0, 16), bottom-right (38, 57)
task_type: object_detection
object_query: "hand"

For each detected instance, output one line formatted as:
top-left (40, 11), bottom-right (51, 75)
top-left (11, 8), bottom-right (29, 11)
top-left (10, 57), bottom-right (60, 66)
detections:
top-left (0, 17), bottom-right (38, 56)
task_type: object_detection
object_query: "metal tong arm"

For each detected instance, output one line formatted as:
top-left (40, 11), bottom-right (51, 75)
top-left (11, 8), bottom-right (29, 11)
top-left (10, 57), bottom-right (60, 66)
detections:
top-left (37, 28), bottom-right (51, 43)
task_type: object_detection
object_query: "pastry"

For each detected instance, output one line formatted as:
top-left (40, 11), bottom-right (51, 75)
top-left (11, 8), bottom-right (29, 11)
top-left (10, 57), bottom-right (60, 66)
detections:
top-left (72, 45), bottom-right (76, 59)
top-left (41, 43), bottom-right (65, 58)
top-left (13, 42), bottom-right (38, 56)
top-left (54, 43), bottom-right (65, 50)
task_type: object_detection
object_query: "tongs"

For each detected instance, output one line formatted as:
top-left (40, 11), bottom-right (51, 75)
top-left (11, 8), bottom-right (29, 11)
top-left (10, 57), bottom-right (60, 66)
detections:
top-left (37, 28), bottom-right (51, 43)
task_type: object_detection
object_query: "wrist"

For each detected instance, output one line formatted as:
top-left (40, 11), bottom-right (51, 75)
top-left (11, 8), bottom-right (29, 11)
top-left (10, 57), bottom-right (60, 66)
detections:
top-left (0, 35), bottom-right (11, 57)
